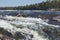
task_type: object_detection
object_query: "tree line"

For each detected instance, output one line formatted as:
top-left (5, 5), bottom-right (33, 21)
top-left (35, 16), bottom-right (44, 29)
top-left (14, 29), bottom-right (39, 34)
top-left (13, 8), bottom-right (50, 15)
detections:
top-left (0, 0), bottom-right (60, 10)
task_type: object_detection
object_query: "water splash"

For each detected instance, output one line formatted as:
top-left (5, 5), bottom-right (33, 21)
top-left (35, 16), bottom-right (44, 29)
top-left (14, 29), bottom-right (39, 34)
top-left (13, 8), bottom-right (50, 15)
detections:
top-left (0, 15), bottom-right (60, 40)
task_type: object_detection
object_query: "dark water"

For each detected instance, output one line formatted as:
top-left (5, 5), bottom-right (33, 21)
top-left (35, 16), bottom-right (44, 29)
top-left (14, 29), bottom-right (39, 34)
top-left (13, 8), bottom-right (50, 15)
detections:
top-left (0, 10), bottom-right (60, 15)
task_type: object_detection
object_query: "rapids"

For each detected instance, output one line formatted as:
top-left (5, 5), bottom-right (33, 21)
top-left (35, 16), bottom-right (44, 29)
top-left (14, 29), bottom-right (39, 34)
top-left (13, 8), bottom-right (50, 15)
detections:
top-left (0, 15), bottom-right (60, 40)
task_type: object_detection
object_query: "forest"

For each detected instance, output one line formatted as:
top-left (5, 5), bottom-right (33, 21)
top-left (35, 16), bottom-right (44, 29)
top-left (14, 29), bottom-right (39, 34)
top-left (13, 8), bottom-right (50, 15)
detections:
top-left (0, 0), bottom-right (60, 10)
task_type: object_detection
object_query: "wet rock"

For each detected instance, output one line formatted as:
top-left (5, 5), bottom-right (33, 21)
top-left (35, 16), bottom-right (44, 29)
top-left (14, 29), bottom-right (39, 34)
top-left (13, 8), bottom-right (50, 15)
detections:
top-left (30, 35), bottom-right (33, 38)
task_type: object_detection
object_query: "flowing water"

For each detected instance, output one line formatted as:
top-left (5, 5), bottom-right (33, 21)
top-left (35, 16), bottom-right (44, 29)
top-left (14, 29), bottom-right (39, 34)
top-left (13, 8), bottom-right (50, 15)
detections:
top-left (0, 10), bottom-right (60, 40)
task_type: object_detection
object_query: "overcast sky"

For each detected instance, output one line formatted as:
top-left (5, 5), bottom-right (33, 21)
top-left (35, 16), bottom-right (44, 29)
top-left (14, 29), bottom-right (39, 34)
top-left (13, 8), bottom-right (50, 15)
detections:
top-left (0, 0), bottom-right (46, 7)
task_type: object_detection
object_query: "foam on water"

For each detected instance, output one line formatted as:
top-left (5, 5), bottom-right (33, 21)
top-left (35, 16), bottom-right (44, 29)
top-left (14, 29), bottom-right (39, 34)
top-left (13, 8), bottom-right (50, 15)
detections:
top-left (0, 15), bottom-right (60, 40)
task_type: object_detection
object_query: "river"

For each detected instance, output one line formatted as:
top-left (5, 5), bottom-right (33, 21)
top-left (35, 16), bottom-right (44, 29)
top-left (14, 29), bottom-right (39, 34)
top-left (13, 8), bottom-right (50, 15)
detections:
top-left (0, 10), bottom-right (60, 40)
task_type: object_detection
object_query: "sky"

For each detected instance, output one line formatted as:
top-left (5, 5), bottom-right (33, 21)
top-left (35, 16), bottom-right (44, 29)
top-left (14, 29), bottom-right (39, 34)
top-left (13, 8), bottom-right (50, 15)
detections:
top-left (0, 0), bottom-right (46, 7)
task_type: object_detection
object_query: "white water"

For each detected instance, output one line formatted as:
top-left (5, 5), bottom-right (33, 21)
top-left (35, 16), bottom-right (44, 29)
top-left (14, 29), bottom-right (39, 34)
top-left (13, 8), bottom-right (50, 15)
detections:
top-left (0, 15), bottom-right (60, 40)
